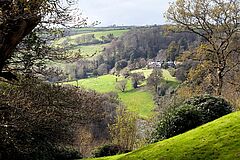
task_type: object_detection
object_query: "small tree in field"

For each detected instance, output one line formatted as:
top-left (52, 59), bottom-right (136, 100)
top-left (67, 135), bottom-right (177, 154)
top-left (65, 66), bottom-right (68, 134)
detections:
top-left (115, 79), bottom-right (127, 92)
top-left (130, 72), bottom-right (145, 89)
top-left (166, 0), bottom-right (240, 95)
top-left (147, 69), bottom-right (164, 92)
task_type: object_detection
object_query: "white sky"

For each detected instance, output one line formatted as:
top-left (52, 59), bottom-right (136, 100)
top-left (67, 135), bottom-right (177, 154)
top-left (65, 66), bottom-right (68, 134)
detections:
top-left (77, 0), bottom-right (175, 26)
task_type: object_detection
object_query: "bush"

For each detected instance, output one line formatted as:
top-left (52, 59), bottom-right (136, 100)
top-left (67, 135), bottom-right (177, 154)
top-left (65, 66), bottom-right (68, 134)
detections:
top-left (130, 72), bottom-right (145, 89)
top-left (115, 79), bottom-right (127, 92)
top-left (54, 146), bottom-right (83, 160)
top-left (115, 60), bottom-right (128, 72)
top-left (109, 106), bottom-right (138, 151)
top-left (151, 95), bottom-right (233, 142)
top-left (157, 82), bottom-right (173, 96)
top-left (93, 144), bottom-right (129, 158)
top-left (97, 64), bottom-right (111, 75)
top-left (167, 68), bottom-right (176, 77)
top-left (184, 95), bottom-right (233, 122)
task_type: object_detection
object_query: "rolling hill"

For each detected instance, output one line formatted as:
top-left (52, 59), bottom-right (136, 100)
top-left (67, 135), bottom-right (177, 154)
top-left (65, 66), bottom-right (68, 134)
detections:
top-left (86, 111), bottom-right (240, 160)
top-left (53, 28), bottom-right (129, 58)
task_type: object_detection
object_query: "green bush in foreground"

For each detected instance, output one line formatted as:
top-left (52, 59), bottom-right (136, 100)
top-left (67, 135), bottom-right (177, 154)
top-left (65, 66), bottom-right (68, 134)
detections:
top-left (92, 144), bottom-right (129, 158)
top-left (151, 95), bottom-right (233, 142)
top-left (54, 146), bottom-right (83, 160)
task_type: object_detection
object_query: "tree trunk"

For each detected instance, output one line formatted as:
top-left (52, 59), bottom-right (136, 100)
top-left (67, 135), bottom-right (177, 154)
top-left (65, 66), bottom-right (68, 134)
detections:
top-left (216, 68), bottom-right (224, 96)
top-left (0, 16), bottom-right (41, 74)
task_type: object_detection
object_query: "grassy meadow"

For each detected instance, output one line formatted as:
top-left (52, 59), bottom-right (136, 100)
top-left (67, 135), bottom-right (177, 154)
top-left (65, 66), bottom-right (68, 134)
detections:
top-left (118, 89), bottom-right (155, 118)
top-left (86, 111), bottom-right (240, 160)
top-left (52, 28), bottom-right (129, 59)
top-left (69, 43), bottom-right (109, 57)
top-left (130, 68), bottom-right (153, 78)
top-left (54, 29), bottom-right (129, 46)
top-left (66, 69), bottom-right (178, 119)
top-left (66, 74), bottom-right (154, 118)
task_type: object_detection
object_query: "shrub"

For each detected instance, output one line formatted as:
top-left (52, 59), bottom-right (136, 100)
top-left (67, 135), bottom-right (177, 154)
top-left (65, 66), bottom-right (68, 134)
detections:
top-left (167, 67), bottom-right (176, 77)
top-left (151, 95), bottom-right (233, 142)
top-left (93, 144), bottom-right (129, 158)
top-left (109, 106), bottom-right (138, 151)
top-left (115, 60), bottom-right (128, 72)
top-left (130, 72), bottom-right (145, 89)
top-left (147, 69), bottom-right (163, 92)
top-left (157, 82), bottom-right (173, 96)
top-left (97, 64), bottom-right (111, 75)
top-left (54, 146), bottom-right (83, 160)
top-left (115, 79), bottom-right (127, 92)
top-left (184, 95), bottom-right (233, 122)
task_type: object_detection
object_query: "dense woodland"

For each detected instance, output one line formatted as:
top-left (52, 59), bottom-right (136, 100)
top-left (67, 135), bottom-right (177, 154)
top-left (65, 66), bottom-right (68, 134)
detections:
top-left (0, 0), bottom-right (240, 160)
top-left (51, 26), bottom-right (200, 82)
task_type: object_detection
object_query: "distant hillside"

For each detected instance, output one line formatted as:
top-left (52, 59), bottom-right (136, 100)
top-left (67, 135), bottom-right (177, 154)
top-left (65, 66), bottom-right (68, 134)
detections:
top-left (61, 26), bottom-right (131, 37)
top-left (96, 26), bottom-right (199, 68)
top-left (46, 26), bottom-right (199, 85)
top-left (53, 28), bottom-right (129, 58)
top-left (87, 111), bottom-right (240, 160)
top-left (54, 29), bottom-right (129, 46)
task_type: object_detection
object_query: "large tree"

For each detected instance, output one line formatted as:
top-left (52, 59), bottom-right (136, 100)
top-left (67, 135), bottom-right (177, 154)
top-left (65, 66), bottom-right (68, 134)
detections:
top-left (166, 0), bottom-right (240, 95)
top-left (147, 69), bottom-right (164, 92)
top-left (0, 0), bottom-right (84, 80)
top-left (0, 77), bottom-right (119, 159)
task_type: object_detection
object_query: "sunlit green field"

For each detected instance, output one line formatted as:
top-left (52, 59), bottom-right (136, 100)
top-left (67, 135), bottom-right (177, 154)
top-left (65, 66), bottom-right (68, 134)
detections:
top-left (67, 75), bottom-right (125, 93)
top-left (69, 44), bottom-right (109, 57)
top-left (130, 68), bottom-right (153, 78)
top-left (52, 29), bottom-right (129, 59)
top-left (118, 89), bottom-right (155, 118)
top-left (54, 29), bottom-right (129, 46)
top-left (65, 69), bottom-right (178, 118)
top-left (66, 74), bottom-right (154, 118)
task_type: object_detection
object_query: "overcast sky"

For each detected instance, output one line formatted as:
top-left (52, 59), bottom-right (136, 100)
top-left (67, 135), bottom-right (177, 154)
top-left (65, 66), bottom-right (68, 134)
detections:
top-left (77, 0), bottom-right (175, 27)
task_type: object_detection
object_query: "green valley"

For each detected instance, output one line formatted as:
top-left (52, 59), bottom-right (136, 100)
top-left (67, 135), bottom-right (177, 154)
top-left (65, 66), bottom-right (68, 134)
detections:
top-left (2, 1), bottom-right (240, 159)
top-left (65, 69), bottom-right (178, 119)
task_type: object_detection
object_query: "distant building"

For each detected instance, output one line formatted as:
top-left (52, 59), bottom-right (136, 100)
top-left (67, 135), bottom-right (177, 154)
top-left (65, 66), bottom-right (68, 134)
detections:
top-left (147, 61), bottom-right (162, 68)
top-left (166, 61), bottom-right (176, 68)
top-left (148, 61), bottom-right (176, 69)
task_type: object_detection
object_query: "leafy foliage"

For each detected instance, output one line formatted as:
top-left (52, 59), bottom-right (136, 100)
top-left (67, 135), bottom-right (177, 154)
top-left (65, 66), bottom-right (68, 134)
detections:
top-left (96, 26), bottom-right (198, 71)
top-left (166, 0), bottom-right (240, 95)
top-left (92, 144), bottom-right (129, 158)
top-left (109, 106), bottom-right (138, 151)
top-left (53, 146), bottom-right (83, 160)
top-left (115, 79), bottom-right (127, 92)
top-left (0, 0), bottom-right (85, 79)
top-left (130, 72), bottom-right (145, 89)
top-left (151, 95), bottom-right (233, 142)
top-left (147, 69), bottom-right (164, 92)
top-left (0, 77), bottom-right (118, 160)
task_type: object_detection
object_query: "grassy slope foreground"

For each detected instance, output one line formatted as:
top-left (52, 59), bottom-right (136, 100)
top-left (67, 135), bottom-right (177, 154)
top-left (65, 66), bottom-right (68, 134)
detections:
top-left (87, 111), bottom-right (240, 160)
